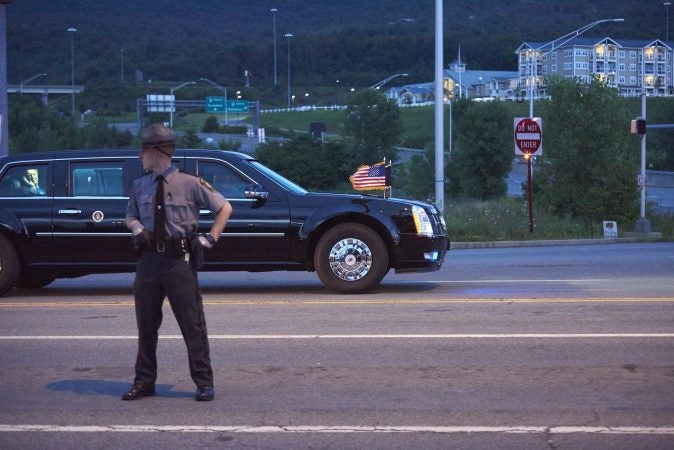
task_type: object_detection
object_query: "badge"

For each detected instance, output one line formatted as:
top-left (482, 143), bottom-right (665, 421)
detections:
top-left (92, 210), bottom-right (105, 222)
top-left (199, 177), bottom-right (216, 192)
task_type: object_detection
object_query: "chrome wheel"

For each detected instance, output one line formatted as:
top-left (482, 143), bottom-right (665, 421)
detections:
top-left (315, 223), bottom-right (389, 293)
top-left (328, 237), bottom-right (373, 281)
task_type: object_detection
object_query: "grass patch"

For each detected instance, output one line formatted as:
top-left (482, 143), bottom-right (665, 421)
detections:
top-left (259, 110), bottom-right (345, 135)
top-left (447, 198), bottom-right (608, 242)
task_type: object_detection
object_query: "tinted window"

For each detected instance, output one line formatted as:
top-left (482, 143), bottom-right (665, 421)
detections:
top-left (71, 162), bottom-right (124, 197)
top-left (198, 161), bottom-right (250, 199)
top-left (0, 164), bottom-right (48, 197)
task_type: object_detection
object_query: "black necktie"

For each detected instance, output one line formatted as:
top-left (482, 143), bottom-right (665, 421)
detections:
top-left (153, 175), bottom-right (166, 243)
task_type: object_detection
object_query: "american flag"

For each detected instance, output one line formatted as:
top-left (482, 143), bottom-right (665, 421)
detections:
top-left (349, 163), bottom-right (391, 191)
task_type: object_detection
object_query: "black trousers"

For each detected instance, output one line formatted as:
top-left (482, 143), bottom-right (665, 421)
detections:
top-left (132, 251), bottom-right (213, 388)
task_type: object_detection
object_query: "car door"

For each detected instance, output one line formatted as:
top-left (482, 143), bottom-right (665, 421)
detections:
top-left (0, 160), bottom-right (54, 265)
top-left (49, 157), bottom-right (135, 265)
top-left (194, 159), bottom-right (293, 267)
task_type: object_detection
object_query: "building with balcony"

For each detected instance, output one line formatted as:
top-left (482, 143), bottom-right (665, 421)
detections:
top-left (515, 37), bottom-right (673, 99)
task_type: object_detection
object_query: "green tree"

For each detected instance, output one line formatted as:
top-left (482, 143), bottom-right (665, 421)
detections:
top-left (534, 77), bottom-right (638, 226)
top-left (447, 100), bottom-right (513, 199)
top-left (400, 145), bottom-right (435, 201)
top-left (8, 97), bottom-right (133, 153)
top-left (255, 134), bottom-right (349, 191)
top-left (178, 130), bottom-right (203, 148)
top-left (342, 89), bottom-right (403, 164)
top-left (202, 116), bottom-right (221, 133)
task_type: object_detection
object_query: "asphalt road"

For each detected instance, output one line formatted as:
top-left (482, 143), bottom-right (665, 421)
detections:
top-left (1, 242), bottom-right (673, 449)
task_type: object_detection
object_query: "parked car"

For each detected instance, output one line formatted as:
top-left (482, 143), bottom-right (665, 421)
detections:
top-left (0, 149), bottom-right (449, 295)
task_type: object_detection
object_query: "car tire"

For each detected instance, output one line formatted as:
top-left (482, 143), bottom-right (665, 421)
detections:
top-left (314, 223), bottom-right (389, 293)
top-left (0, 235), bottom-right (20, 296)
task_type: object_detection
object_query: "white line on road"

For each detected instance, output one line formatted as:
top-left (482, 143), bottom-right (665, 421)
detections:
top-left (1, 424), bottom-right (673, 435)
top-left (418, 279), bottom-right (608, 283)
top-left (1, 333), bottom-right (673, 340)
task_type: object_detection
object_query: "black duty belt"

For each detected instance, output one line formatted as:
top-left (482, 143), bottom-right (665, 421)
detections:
top-left (148, 237), bottom-right (190, 256)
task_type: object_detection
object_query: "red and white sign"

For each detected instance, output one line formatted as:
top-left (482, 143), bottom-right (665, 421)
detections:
top-left (514, 117), bottom-right (543, 156)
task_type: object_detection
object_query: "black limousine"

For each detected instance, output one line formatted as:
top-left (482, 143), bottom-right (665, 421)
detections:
top-left (0, 149), bottom-right (449, 295)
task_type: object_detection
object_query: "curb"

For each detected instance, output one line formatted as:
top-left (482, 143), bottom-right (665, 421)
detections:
top-left (450, 236), bottom-right (663, 250)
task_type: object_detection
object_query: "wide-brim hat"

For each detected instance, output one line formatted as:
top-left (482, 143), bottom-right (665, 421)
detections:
top-left (141, 123), bottom-right (175, 146)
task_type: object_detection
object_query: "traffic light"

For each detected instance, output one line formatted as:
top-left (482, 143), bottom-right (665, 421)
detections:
top-left (630, 118), bottom-right (646, 135)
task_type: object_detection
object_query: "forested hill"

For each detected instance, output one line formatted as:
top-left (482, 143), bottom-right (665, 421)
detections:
top-left (6, 0), bottom-right (665, 87)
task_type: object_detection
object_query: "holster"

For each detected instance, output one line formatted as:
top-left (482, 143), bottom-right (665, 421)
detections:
top-left (189, 237), bottom-right (205, 270)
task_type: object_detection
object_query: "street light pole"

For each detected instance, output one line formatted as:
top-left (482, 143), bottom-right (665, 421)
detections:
top-left (434, 0), bottom-right (444, 214)
top-left (169, 81), bottom-right (195, 128)
top-left (199, 77), bottom-right (228, 125)
top-left (19, 73), bottom-right (47, 93)
top-left (271, 8), bottom-right (278, 86)
top-left (285, 33), bottom-right (293, 108)
top-left (0, 0), bottom-right (9, 157)
top-left (369, 73), bottom-right (408, 90)
top-left (67, 27), bottom-right (77, 117)
top-left (528, 18), bottom-right (624, 118)
top-left (666, 2), bottom-right (672, 42)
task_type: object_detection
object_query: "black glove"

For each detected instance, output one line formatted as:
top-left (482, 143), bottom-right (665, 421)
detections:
top-left (132, 228), bottom-right (152, 251)
top-left (198, 233), bottom-right (217, 249)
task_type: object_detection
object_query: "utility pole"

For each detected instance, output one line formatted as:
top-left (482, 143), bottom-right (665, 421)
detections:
top-left (0, 0), bottom-right (11, 157)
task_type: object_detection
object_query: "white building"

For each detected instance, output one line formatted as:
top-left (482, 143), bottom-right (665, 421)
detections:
top-left (516, 37), bottom-right (673, 99)
top-left (385, 36), bottom-right (673, 105)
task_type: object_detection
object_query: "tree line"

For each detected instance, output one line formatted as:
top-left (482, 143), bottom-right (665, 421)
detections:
top-left (7, 78), bottom-right (670, 230)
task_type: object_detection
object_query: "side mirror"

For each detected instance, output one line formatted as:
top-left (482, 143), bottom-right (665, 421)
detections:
top-left (244, 184), bottom-right (269, 201)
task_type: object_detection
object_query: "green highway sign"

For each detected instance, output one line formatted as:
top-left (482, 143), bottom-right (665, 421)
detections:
top-left (205, 96), bottom-right (226, 113)
top-left (205, 97), bottom-right (249, 114)
top-left (226, 100), bottom-right (249, 113)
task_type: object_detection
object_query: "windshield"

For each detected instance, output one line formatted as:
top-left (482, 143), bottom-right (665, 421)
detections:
top-left (249, 161), bottom-right (308, 194)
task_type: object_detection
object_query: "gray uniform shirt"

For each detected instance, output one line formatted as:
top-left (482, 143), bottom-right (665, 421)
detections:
top-left (126, 166), bottom-right (228, 238)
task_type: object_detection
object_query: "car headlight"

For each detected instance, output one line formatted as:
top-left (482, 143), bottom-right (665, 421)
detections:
top-left (412, 205), bottom-right (434, 237)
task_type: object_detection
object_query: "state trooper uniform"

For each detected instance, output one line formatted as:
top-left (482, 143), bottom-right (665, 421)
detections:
top-left (123, 124), bottom-right (231, 402)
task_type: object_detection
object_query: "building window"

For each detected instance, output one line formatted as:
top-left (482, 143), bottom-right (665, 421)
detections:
top-left (619, 50), bottom-right (625, 59)
top-left (618, 76), bottom-right (625, 83)
top-left (630, 64), bottom-right (637, 72)
top-left (619, 64), bottom-right (625, 71)
top-left (630, 51), bottom-right (637, 59)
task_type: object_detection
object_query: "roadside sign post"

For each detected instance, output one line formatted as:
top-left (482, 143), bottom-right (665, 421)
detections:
top-left (514, 117), bottom-right (543, 233)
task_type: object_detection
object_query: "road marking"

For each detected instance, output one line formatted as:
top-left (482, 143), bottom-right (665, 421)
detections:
top-left (1, 333), bottom-right (673, 340)
top-left (2, 297), bottom-right (674, 308)
top-left (0, 424), bottom-right (673, 434)
top-left (417, 279), bottom-right (610, 283)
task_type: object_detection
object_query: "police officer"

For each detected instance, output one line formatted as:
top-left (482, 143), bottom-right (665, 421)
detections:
top-left (123, 123), bottom-right (232, 402)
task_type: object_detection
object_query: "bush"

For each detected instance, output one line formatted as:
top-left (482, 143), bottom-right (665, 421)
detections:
top-left (202, 116), bottom-right (220, 133)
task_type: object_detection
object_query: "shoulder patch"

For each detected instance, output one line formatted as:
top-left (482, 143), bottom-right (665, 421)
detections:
top-left (199, 177), bottom-right (215, 192)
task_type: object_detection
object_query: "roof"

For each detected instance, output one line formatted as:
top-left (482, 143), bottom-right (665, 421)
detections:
top-left (444, 69), bottom-right (519, 87)
top-left (516, 37), bottom-right (673, 53)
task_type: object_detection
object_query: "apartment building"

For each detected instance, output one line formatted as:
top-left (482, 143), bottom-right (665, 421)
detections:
top-left (516, 37), bottom-right (673, 99)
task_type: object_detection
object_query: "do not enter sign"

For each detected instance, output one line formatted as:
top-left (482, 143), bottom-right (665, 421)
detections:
top-left (514, 117), bottom-right (543, 156)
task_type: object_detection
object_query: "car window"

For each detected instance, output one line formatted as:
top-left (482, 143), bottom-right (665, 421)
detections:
top-left (198, 161), bottom-right (250, 199)
top-left (0, 164), bottom-right (48, 197)
top-left (70, 162), bottom-right (124, 197)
